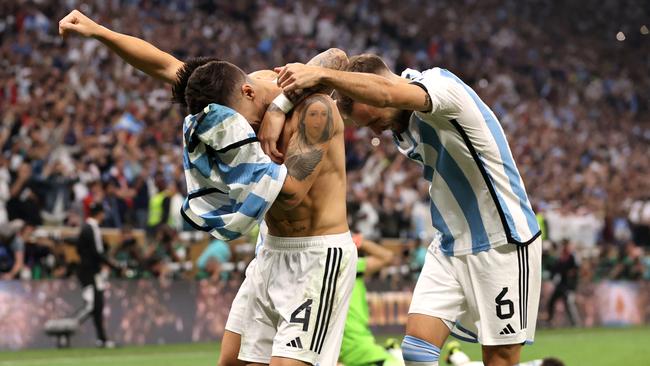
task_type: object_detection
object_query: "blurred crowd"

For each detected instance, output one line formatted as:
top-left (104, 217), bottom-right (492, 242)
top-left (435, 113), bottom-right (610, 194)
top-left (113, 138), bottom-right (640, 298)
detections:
top-left (0, 0), bottom-right (649, 283)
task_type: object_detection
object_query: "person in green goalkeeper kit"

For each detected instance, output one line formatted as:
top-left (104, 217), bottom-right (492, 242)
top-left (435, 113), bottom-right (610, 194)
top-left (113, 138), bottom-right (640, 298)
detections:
top-left (339, 234), bottom-right (404, 366)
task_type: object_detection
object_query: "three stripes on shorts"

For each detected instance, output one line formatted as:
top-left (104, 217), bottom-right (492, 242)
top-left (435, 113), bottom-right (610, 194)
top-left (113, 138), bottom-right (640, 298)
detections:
top-left (517, 245), bottom-right (529, 330)
top-left (309, 247), bottom-right (343, 354)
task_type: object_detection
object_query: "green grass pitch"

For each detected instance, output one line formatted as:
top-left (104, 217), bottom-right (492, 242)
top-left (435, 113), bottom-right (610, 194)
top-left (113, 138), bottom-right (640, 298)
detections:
top-left (1, 327), bottom-right (649, 366)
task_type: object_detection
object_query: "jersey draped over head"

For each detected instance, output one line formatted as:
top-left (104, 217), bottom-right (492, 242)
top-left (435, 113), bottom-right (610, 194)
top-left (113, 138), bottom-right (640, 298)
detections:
top-left (393, 68), bottom-right (540, 256)
top-left (181, 103), bottom-right (287, 241)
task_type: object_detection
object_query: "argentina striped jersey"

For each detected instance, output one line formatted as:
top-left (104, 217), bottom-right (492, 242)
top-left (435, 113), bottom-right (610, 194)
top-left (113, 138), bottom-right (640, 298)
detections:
top-left (181, 103), bottom-right (287, 241)
top-left (394, 68), bottom-right (540, 256)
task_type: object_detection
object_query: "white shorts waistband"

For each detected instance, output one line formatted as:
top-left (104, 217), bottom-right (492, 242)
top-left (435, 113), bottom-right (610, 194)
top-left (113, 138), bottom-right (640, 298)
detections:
top-left (265, 231), bottom-right (354, 250)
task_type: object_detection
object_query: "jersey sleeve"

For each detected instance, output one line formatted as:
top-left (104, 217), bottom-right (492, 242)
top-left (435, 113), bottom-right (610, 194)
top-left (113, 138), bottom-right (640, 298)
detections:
top-left (181, 104), bottom-right (287, 241)
top-left (402, 67), bottom-right (463, 120)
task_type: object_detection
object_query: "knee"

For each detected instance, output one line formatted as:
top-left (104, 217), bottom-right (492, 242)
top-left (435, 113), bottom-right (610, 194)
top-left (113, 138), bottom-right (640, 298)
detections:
top-left (482, 344), bottom-right (520, 366)
top-left (401, 335), bottom-right (440, 365)
top-left (217, 357), bottom-right (237, 366)
top-left (217, 353), bottom-right (245, 366)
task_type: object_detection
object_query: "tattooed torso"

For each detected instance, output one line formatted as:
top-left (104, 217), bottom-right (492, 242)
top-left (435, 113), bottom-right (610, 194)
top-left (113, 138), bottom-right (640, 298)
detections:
top-left (265, 94), bottom-right (349, 237)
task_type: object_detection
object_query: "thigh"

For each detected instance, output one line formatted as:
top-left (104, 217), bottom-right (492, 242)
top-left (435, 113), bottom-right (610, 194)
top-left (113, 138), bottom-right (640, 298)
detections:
top-left (404, 313), bottom-right (450, 349)
top-left (465, 239), bottom-right (542, 346)
top-left (271, 245), bottom-right (356, 366)
top-left (269, 356), bottom-right (309, 366)
top-left (238, 253), bottom-right (276, 364)
top-left (481, 343), bottom-right (522, 366)
top-left (408, 245), bottom-right (466, 336)
top-left (226, 260), bottom-right (256, 334)
top-left (311, 246), bottom-right (356, 366)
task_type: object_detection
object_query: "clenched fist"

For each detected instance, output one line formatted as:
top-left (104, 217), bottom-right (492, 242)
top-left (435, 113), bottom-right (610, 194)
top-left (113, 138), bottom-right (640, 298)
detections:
top-left (58, 9), bottom-right (101, 38)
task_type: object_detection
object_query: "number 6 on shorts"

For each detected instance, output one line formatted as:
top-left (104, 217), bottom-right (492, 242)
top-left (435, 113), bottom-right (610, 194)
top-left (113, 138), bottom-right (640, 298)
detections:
top-left (495, 287), bottom-right (514, 320)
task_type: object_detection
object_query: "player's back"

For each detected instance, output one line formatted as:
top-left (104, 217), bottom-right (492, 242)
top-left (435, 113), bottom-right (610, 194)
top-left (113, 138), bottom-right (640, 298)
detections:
top-left (265, 93), bottom-right (348, 237)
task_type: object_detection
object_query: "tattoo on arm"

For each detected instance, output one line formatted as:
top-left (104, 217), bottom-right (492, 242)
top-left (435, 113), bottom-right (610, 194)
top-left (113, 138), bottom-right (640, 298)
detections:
top-left (423, 93), bottom-right (432, 112)
top-left (284, 48), bottom-right (348, 105)
top-left (285, 149), bottom-right (324, 181)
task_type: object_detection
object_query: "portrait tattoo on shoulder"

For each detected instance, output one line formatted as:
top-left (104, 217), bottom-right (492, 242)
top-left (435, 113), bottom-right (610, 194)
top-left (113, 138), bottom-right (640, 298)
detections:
top-left (284, 95), bottom-right (335, 181)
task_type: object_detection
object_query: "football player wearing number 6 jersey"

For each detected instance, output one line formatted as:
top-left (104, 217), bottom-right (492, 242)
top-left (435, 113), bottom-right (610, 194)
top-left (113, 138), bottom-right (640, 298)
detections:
top-left (272, 55), bottom-right (542, 366)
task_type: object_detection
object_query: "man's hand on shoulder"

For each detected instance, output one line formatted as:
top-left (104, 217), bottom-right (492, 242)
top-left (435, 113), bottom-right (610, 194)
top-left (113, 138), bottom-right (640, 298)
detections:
top-left (275, 63), bottom-right (326, 93)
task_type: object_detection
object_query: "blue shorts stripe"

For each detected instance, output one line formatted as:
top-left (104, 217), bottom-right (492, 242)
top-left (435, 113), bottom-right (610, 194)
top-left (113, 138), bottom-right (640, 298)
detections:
top-left (401, 335), bottom-right (440, 362)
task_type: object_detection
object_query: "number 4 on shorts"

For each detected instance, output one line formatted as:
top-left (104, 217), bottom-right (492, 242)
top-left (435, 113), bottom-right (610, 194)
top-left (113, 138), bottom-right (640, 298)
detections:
top-left (290, 299), bottom-right (313, 331)
top-left (495, 287), bottom-right (514, 320)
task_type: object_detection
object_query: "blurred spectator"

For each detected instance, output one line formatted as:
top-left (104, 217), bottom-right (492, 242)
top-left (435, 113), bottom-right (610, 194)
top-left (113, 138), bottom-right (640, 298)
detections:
top-left (197, 238), bottom-right (232, 281)
top-left (546, 240), bottom-right (580, 326)
top-left (144, 225), bottom-right (184, 279)
top-left (113, 225), bottom-right (144, 277)
top-left (146, 177), bottom-right (174, 235)
top-left (0, 220), bottom-right (29, 279)
top-left (629, 198), bottom-right (650, 247)
top-left (6, 163), bottom-right (42, 226)
top-left (74, 202), bottom-right (119, 347)
top-left (612, 241), bottom-right (646, 281)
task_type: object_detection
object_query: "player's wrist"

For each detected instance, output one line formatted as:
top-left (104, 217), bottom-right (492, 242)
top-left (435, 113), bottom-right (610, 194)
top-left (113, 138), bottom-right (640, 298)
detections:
top-left (93, 25), bottom-right (113, 40)
top-left (271, 93), bottom-right (294, 114)
top-left (319, 68), bottom-right (335, 86)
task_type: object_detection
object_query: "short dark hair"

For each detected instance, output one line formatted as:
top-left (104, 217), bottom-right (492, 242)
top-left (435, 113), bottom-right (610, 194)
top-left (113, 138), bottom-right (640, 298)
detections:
top-left (171, 56), bottom-right (221, 107)
top-left (184, 61), bottom-right (248, 115)
top-left (336, 54), bottom-right (391, 116)
top-left (88, 202), bottom-right (104, 217)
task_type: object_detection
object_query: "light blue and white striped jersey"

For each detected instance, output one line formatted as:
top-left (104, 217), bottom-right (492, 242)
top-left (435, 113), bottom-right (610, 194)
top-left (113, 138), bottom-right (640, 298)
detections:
top-left (181, 103), bottom-right (287, 241)
top-left (394, 68), bottom-right (540, 256)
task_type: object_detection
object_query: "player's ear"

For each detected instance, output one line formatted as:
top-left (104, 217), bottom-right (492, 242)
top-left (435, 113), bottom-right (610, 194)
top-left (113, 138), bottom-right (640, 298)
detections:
top-left (241, 83), bottom-right (255, 101)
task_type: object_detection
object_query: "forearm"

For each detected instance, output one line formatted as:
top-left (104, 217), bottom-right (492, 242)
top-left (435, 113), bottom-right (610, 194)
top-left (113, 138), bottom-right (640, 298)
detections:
top-left (361, 240), bottom-right (393, 263)
top-left (275, 142), bottom-right (326, 209)
top-left (320, 69), bottom-right (399, 107)
top-left (94, 26), bottom-right (183, 84)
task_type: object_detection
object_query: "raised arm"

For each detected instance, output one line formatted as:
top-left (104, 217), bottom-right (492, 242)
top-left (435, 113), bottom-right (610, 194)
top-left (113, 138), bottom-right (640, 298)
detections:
top-left (258, 49), bottom-right (349, 162)
top-left (276, 64), bottom-right (433, 112)
top-left (59, 10), bottom-right (183, 84)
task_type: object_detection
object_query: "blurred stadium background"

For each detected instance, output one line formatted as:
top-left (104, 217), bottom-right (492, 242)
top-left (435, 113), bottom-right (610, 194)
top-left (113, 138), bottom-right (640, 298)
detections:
top-left (1, 0), bottom-right (649, 365)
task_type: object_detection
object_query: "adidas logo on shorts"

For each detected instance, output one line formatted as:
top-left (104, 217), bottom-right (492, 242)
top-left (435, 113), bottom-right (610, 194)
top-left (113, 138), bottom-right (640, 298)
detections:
top-left (286, 337), bottom-right (303, 349)
top-left (499, 324), bottom-right (516, 335)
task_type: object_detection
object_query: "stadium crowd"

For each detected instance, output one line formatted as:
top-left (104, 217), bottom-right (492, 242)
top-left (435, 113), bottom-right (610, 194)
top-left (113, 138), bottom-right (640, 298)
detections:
top-left (0, 0), bottom-right (649, 283)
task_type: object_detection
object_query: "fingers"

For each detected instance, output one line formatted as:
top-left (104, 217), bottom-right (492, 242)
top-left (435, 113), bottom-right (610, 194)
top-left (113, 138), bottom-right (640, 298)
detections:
top-left (58, 22), bottom-right (77, 36)
top-left (276, 66), bottom-right (292, 87)
top-left (283, 83), bottom-right (300, 93)
top-left (269, 144), bottom-right (284, 162)
top-left (262, 141), bottom-right (284, 164)
top-left (59, 13), bottom-right (81, 37)
top-left (59, 10), bottom-right (88, 37)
